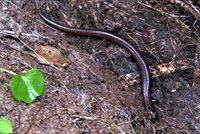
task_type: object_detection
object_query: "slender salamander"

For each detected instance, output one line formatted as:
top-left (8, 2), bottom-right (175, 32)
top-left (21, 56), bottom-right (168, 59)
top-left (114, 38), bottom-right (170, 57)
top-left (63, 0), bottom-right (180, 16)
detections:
top-left (39, 12), bottom-right (156, 117)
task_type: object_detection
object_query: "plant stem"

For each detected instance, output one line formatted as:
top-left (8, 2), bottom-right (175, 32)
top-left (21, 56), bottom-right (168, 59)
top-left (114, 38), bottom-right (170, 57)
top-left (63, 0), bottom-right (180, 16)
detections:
top-left (0, 68), bottom-right (17, 75)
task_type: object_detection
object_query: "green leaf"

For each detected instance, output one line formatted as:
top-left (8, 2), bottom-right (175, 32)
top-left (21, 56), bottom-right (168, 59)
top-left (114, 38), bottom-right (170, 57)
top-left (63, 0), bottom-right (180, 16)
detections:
top-left (0, 118), bottom-right (13, 134)
top-left (9, 69), bottom-right (44, 103)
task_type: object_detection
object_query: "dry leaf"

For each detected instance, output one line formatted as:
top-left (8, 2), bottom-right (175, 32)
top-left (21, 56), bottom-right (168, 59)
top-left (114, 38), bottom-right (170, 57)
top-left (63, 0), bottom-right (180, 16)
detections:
top-left (32, 43), bottom-right (70, 67)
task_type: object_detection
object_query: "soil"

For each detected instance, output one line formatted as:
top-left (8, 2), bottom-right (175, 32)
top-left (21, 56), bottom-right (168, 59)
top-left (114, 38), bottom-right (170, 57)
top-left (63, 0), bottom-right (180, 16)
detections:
top-left (0, 0), bottom-right (200, 134)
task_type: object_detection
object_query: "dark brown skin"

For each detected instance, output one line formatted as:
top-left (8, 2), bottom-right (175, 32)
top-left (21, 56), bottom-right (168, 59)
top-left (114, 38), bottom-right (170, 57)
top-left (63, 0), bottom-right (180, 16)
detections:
top-left (39, 13), bottom-right (156, 117)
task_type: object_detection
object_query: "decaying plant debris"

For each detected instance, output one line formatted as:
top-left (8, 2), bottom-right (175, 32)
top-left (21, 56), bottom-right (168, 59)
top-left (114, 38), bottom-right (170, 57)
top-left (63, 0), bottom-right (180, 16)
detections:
top-left (0, 0), bottom-right (199, 133)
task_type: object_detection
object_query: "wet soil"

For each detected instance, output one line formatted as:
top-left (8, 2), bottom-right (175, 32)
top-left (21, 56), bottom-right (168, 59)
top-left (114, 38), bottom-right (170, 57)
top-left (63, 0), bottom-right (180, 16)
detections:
top-left (0, 0), bottom-right (200, 133)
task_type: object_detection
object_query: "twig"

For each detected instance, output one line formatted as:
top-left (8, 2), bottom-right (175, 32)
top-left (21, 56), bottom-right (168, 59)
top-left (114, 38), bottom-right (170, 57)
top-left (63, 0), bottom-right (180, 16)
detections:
top-left (193, 37), bottom-right (200, 87)
top-left (168, 0), bottom-right (200, 20)
top-left (138, 1), bottom-right (189, 18)
top-left (13, 110), bottom-right (21, 133)
top-left (0, 29), bottom-right (51, 40)
top-left (24, 104), bottom-right (43, 134)
top-left (138, 1), bottom-right (190, 30)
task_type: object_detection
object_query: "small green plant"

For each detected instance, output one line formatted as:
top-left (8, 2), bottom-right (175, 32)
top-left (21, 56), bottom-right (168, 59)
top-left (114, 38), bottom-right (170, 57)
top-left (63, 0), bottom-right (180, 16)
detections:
top-left (0, 118), bottom-right (13, 134)
top-left (0, 68), bottom-right (44, 103)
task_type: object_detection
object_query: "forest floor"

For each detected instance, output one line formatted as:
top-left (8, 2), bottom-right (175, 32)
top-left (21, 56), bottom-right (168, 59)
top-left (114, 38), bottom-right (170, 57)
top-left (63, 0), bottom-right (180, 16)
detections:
top-left (0, 0), bottom-right (200, 133)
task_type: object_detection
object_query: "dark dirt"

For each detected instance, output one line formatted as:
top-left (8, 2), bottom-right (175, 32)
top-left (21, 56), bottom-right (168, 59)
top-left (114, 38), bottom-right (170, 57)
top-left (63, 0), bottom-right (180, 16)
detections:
top-left (0, 0), bottom-right (200, 134)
